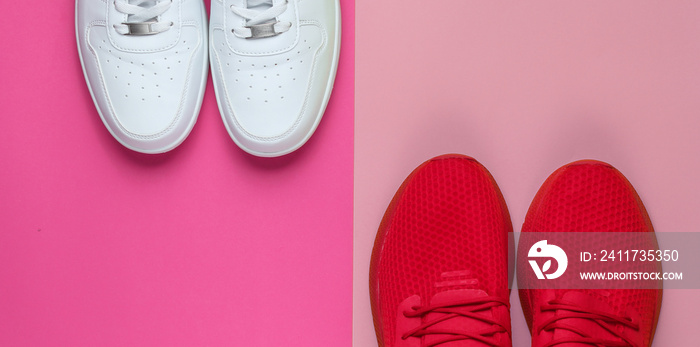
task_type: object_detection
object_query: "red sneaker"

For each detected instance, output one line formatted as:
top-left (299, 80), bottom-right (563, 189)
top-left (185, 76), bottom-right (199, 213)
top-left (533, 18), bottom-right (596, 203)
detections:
top-left (518, 160), bottom-right (662, 347)
top-left (370, 155), bottom-right (513, 347)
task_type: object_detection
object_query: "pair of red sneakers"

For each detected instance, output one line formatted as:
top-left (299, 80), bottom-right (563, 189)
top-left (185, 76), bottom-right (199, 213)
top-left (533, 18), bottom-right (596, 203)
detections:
top-left (369, 154), bottom-right (661, 347)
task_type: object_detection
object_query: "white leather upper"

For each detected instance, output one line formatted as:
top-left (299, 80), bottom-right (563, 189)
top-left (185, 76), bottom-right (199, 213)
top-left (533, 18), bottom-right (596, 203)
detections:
top-left (210, 0), bottom-right (341, 157)
top-left (77, 0), bottom-right (208, 153)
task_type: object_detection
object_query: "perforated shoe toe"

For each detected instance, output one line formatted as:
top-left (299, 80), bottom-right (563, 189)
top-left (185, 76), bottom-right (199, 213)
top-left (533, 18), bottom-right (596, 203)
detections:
top-left (76, 0), bottom-right (209, 153)
top-left (210, 0), bottom-right (341, 157)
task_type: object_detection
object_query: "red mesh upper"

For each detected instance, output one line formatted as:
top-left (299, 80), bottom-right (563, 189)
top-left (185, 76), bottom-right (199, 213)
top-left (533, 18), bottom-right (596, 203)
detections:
top-left (518, 160), bottom-right (662, 346)
top-left (369, 155), bottom-right (513, 347)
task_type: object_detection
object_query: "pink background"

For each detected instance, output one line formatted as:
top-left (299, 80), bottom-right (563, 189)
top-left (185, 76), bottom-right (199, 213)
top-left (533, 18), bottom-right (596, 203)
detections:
top-left (354, 1), bottom-right (700, 346)
top-left (0, 0), bottom-right (353, 346)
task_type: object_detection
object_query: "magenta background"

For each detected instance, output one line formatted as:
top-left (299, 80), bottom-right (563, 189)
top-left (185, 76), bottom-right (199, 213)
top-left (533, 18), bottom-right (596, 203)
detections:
top-left (3, 1), bottom-right (700, 346)
top-left (354, 1), bottom-right (700, 346)
top-left (0, 1), bottom-right (353, 346)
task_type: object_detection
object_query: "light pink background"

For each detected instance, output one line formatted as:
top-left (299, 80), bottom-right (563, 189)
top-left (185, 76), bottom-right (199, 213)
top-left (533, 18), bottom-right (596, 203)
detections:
top-left (0, 1), bottom-right (353, 346)
top-left (354, 1), bottom-right (700, 346)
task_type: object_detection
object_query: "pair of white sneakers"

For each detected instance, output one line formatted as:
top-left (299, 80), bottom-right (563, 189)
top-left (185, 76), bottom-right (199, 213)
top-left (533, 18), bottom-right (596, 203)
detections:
top-left (76, 0), bottom-right (341, 157)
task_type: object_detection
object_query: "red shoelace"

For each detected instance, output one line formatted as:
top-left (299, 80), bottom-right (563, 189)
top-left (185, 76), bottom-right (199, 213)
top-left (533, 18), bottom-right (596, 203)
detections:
top-left (538, 299), bottom-right (640, 347)
top-left (401, 296), bottom-right (510, 347)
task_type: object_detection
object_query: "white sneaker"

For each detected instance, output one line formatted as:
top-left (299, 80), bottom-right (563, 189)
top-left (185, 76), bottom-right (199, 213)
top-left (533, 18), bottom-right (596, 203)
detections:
top-left (210, 0), bottom-right (341, 157)
top-left (76, 0), bottom-right (209, 154)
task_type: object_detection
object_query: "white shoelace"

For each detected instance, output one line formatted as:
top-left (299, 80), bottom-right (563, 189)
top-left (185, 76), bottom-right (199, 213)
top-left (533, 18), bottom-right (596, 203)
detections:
top-left (230, 0), bottom-right (291, 39)
top-left (113, 0), bottom-right (174, 35)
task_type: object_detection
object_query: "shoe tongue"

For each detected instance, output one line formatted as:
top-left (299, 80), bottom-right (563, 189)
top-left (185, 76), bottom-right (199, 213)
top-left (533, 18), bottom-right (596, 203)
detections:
top-left (245, 0), bottom-right (275, 26)
top-left (551, 291), bottom-right (620, 347)
top-left (247, 0), bottom-right (272, 10)
top-left (128, 0), bottom-right (158, 22)
top-left (130, 0), bottom-right (157, 5)
top-left (423, 290), bottom-right (497, 347)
